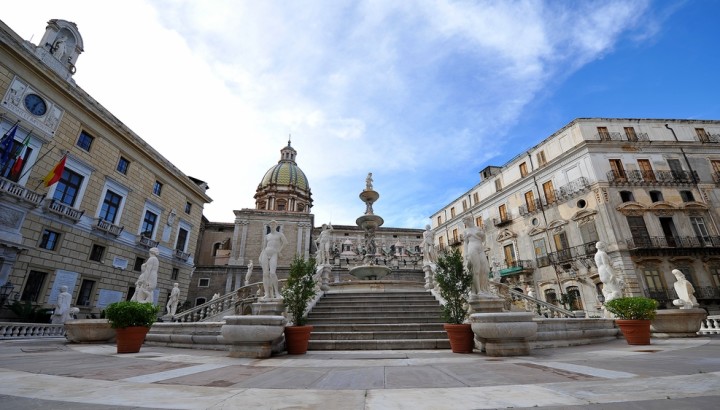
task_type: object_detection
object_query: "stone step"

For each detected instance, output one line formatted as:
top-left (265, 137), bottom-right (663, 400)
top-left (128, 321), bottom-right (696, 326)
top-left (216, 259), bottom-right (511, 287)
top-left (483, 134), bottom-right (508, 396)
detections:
top-left (316, 299), bottom-right (439, 306)
top-left (310, 330), bottom-right (448, 341)
top-left (308, 310), bottom-right (442, 319)
top-left (306, 316), bottom-right (445, 324)
top-left (308, 338), bottom-right (450, 350)
top-left (322, 293), bottom-right (434, 300)
top-left (308, 323), bottom-right (445, 333)
top-left (310, 306), bottom-right (442, 313)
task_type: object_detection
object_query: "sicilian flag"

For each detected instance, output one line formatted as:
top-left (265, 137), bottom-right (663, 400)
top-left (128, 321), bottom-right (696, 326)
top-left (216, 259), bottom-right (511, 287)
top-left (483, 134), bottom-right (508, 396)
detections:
top-left (9, 135), bottom-right (30, 178)
top-left (0, 123), bottom-right (18, 167)
top-left (43, 153), bottom-right (67, 187)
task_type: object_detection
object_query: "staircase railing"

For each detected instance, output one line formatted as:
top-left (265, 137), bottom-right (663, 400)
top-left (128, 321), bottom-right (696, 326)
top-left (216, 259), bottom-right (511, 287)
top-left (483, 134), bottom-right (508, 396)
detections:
top-left (172, 281), bottom-right (271, 323)
top-left (492, 282), bottom-right (578, 318)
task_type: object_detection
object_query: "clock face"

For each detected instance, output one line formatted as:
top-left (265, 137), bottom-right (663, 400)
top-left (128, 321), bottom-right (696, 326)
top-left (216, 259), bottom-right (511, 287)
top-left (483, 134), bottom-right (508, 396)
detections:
top-left (24, 94), bottom-right (47, 116)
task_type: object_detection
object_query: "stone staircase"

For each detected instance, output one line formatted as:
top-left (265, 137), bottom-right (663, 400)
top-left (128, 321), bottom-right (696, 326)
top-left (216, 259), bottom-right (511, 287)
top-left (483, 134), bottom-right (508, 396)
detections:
top-left (307, 290), bottom-right (450, 350)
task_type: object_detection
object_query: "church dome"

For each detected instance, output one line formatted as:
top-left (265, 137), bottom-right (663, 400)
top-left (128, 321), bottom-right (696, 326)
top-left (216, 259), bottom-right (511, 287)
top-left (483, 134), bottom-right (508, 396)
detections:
top-left (254, 140), bottom-right (312, 213)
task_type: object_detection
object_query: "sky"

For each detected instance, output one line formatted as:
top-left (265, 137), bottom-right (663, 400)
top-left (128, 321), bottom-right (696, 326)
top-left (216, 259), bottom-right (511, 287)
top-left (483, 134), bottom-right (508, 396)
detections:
top-left (3, 0), bottom-right (720, 228)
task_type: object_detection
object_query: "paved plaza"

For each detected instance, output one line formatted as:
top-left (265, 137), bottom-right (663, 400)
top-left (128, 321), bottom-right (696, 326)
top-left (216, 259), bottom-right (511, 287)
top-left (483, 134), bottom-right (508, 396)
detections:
top-left (0, 336), bottom-right (719, 409)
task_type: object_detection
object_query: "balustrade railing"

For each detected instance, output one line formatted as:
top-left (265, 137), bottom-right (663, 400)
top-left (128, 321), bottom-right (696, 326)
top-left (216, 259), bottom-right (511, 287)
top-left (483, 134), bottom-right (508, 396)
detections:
top-left (45, 198), bottom-right (84, 222)
top-left (93, 218), bottom-right (124, 236)
top-left (626, 236), bottom-right (720, 250)
top-left (699, 315), bottom-right (720, 335)
top-left (607, 169), bottom-right (699, 185)
top-left (595, 132), bottom-right (649, 142)
top-left (139, 235), bottom-right (159, 248)
top-left (492, 282), bottom-right (578, 318)
top-left (497, 260), bottom-right (533, 277)
top-left (0, 322), bottom-right (66, 339)
top-left (174, 249), bottom-right (191, 261)
top-left (0, 177), bottom-right (45, 206)
top-left (698, 133), bottom-right (720, 143)
top-left (544, 241), bottom-right (597, 266)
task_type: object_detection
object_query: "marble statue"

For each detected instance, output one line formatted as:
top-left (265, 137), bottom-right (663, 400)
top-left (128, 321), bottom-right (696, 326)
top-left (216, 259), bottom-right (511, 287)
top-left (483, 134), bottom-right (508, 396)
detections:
top-left (365, 172), bottom-right (373, 191)
top-left (131, 247), bottom-right (159, 304)
top-left (671, 269), bottom-right (699, 309)
top-left (245, 260), bottom-right (254, 285)
top-left (51, 35), bottom-right (67, 59)
top-left (211, 293), bottom-right (220, 301)
top-left (463, 215), bottom-right (491, 296)
top-left (166, 283), bottom-right (180, 316)
top-left (594, 242), bottom-right (623, 303)
top-left (422, 224), bottom-right (437, 265)
top-left (316, 223), bottom-right (334, 265)
top-left (51, 286), bottom-right (72, 324)
top-left (524, 285), bottom-right (536, 311)
top-left (259, 220), bottom-right (287, 300)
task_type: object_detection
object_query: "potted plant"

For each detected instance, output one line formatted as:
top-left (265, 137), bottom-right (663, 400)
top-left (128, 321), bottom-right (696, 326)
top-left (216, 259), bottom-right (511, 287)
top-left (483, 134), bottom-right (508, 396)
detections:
top-left (434, 248), bottom-right (474, 353)
top-left (104, 301), bottom-right (159, 353)
top-left (604, 296), bottom-right (657, 345)
top-left (281, 256), bottom-right (318, 354)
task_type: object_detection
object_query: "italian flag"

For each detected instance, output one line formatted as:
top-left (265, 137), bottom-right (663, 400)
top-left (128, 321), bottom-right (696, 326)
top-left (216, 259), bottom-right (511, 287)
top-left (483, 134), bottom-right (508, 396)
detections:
top-left (9, 135), bottom-right (30, 178)
top-left (43, 154), bottom-right (67, 187)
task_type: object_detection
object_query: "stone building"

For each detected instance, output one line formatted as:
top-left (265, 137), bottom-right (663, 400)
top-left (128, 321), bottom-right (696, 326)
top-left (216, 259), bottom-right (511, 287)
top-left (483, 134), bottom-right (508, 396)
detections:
top-left (431, 118), bottom-right (720, 314)
top-left (0, 19), bottom-right (211, 318)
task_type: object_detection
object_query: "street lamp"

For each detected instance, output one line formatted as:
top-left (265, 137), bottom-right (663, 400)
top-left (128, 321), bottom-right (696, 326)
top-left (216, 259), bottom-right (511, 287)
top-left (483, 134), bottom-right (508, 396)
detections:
top-left (0, 281), bottom-right (15, 309)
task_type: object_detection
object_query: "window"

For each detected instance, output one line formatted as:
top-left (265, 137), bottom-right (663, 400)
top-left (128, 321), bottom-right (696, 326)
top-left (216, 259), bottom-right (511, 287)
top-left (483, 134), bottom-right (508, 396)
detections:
top-left (473, 192), bottom-right (479, 203)
top-left (76, 131), bottom-right (94, 151)
top-left (566, 286), bottom-right (583, 310)
top-left (153, 181), bottom-right (163, 196)
top-left (20, 270), bottom-right (47, 302)
top-left (475, 216), bottom-right (483, 228)
top-left (524, 191), bottom-right (536, 212)
top-left (99, 190), bottom-right (122, 223)
top-left (437, 216), bottom-right (442, 225)
top-left (711, 160), bottom-right (720, 181)
top-left (0, 136), bottom-right (33, 182)
top-left (185, 201), bottom-right (192, 214)
top-left (534, 238), bottom-right (549, 267)
top-left (642, 266), bottom-right (665, 292)
top-left (649, 190), bottom-right (663, 202)
top-left (75, 279), bottom-right (96, 306)
top-left (624, 127), bottom-right (637, 141)
top-left (140, 210), bottom-right (158, 238)
top-left (53, 168), bottom-right (84, 207)
top-left (690, 216), bottom-right (710, 244)
top-left (519, 162), bottom-right (528, 177)
top-left (495, 178), bottom-right (502, 192)
top-left (450, 207), bottom-right (456, 218)
top-left (195, 298), bottom-right (207, 306)
top-left (619, 190), bottom-right (634, 202)
top-left (680, 190), bottom-right (694, 202)
top-left (452, 228), bottom-right (459, 243)
top-left (609, 159), bottom-right (625, 180)
top-left (89, 244), bottom-right (105, 262)
top-left (438, 236), bottom-right (445, 250)
top-left (171, 268), bottom-right (179, 280)
top-left (133, 257), bottom-right (145, 272)
top-left (277, 200), bottom-right (286, 211)
top-left (579, 221), bottom-right (599, 245)
top-left (116, 157), bottom-right (129, 175)
top-left (667, 159), bottom-right (683, 177)
top-left (498, 204), bottom-right (508, 221)
top-left (503, 243), bottom-right (515, 266)
top-left (176, 227), bottom-right (189, 252)
top-left (462, 200), bottom-right (467, 211)
top-left (627, 216), bottom-right (651, 247)
top-left (198, 278), bottom-right (210, 287)
top-left (637, 159), bottom-right (655, 181)
top-left (544, 289), bottom-right (558, 305)
top-left (597, 126), bottom-right (610, 141)
top-left (542, 180), bottom-right (555, 204)
top-left (39, 229), bottom-right (60, 250)
top-left (536, 150), bottom-right (547, 167)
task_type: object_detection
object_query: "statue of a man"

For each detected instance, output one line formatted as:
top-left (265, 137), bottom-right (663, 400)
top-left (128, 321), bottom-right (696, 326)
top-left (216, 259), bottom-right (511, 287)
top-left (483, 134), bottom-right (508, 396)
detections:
top-left (245, 260), bottom-right (254, 285)
top-left (671, 269), bottom-right (699, 309)
top-left (594, 242), bottom-right (623, 303)
top-left (421, 224), bottom-right (437, 265)
top-left (462, 215), bottom-right (491, 296)
top-left (259, 220), bottom-right (287, 300)
top-left (166, 283), bottom-right (180, 316)
top-left (365, 172), bottom-right (373, 191)
top-left (131, 247), bottom-right (159, 304)
top-left (51, 35), bottom-right (67, 60)
top-left (316, 223), bottom-right (333, 265)
top-left (51, 286), bottom-right (72, 324)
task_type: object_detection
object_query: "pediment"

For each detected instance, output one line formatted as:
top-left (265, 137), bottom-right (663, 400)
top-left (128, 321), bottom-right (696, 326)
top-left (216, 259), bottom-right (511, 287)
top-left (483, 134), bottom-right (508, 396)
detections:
top-left (648, 201), bottom-right (677, 211)
top-left (616, 201), bottom-right (646, 216)
top-left (495, 228), bottom-right (517, 242)
top-left (528, 225), bottom-right (546, 236)
top-left (571, 209), bottom-right (597, 224)
top-left (547, 219), bottom-right (568, 233)
top-left (681, 201), bottom-right (708, 211)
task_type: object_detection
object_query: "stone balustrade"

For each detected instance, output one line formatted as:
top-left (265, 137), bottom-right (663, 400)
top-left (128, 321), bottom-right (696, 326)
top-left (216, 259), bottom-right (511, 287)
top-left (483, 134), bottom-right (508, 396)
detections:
top-left (0, 322), bottom-right (66, 339)
top-left (698, 315), bottom-right (720, 335)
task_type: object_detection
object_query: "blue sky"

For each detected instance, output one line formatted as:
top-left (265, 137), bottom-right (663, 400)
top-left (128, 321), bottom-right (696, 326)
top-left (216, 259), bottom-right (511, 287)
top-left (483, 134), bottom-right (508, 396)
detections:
top-left (3, 1), bottom-right (719, 229)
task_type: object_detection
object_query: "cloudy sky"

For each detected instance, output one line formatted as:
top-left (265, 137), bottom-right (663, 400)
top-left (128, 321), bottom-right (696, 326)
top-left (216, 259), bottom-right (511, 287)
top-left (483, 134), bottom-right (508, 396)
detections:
top-left (3, 1), bottom-right (719, 228)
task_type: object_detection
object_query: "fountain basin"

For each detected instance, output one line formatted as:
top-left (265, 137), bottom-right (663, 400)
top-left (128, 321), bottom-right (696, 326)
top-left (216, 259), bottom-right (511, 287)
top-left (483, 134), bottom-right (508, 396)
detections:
top-left (356, 214), bottom-right (384, 231)
top-left (348, 265), bottom-right (391, 280)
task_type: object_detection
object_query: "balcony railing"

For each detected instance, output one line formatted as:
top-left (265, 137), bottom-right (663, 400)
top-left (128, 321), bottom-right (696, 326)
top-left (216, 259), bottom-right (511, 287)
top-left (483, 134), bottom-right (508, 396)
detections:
top-left (174, 249), bottom-right (191, 261)
top-left (138, 235), bottom-right (159, 248)
top-left (553, 177), bottom-right (590, 202)
top-left (493, 215), bottom-right (512, 227)
top-left (45, 198), bottom-right (84, 223)
top-left (697, 133), bottom-right (720, 143)
top-left (497, 259), bottom-right (533, 277)
top-left (544, 241), bottom-right (597, 266)
top-left (626, 236), bottom-right (720, 250)
top-left (0, 177), bottom-right (45, 206)
top-left (645, 286), bottom-right (720, 303)
top-left (535, 255), bottom-right (551, 268)
top-left (607, 169), bottom-right (699, 185)
top-left (596, 132), bottom-right (649, 142)
top-left (93, 218), bottom-right (124, 236)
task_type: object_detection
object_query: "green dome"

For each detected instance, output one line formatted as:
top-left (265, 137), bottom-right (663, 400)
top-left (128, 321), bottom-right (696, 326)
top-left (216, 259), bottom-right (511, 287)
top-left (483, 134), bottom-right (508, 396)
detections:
top-left (259, 161), bottom-right (310, 191)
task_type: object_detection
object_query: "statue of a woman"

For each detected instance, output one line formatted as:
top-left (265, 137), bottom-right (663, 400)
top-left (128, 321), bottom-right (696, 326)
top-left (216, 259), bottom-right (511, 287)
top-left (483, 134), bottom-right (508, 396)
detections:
top-left (463, 215), bottom-right (491, 296)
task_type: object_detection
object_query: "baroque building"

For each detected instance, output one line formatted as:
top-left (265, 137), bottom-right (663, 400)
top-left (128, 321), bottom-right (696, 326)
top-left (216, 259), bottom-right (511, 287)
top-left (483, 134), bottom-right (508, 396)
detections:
top-left (431, 118), bottom-right (720, 315)
top-left (0, 19), bottom-right (211, 317)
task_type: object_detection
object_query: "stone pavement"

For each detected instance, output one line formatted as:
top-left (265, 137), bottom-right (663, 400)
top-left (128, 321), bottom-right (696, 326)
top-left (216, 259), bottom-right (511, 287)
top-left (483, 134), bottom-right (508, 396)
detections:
top-left (0, 337), bottom-right (719, 409)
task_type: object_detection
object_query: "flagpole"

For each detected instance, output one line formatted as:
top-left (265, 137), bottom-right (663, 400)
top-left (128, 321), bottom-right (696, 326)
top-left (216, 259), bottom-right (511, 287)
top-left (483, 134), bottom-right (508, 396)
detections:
top-left (33, 149), bottom-right (67, 191)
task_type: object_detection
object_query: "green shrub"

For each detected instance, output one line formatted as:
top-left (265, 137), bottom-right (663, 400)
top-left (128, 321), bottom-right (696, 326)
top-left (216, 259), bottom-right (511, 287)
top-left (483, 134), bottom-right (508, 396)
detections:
top-left (104, 301), bottom-right (159, 329)
top-left (281, 256), bottom-right (318, 326)
top-left (604, 296), bottom-right (657, 320)
top-left (9, 300), bottom-right (53, 323)
top-left (434, 248), bottom-right (473, 324)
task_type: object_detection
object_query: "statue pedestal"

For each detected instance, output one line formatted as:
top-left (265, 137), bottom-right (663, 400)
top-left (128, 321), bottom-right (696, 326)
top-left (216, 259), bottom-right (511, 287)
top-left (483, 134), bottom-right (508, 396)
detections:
top-left (651, 308), bottom-right (707, 338)
top-left (422, 264), bottom-right (434, 290)
top-left (469, 294), bottom-right (505, 313)
top-left (221, 315), bottom-right (286, 358)
top-left (318, 264), bottom-right (332, 291)
top-left (471, 312), bottom-right (537, 357)
top-left (252, 300), bottom-right (285, 316)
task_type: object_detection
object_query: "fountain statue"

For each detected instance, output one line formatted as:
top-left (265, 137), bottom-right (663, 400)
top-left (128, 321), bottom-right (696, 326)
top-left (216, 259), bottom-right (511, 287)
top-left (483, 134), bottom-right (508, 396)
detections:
top-left (348, 173), bottom-right (391, 280)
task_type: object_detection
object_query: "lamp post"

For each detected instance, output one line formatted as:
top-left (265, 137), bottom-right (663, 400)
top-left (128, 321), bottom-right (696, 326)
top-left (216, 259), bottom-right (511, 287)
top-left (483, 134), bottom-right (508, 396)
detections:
top-left (0, 281), bottom-right (15, 310)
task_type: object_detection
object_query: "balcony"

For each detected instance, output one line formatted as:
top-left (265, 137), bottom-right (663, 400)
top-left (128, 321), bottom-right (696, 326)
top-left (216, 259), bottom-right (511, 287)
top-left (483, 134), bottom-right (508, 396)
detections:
top-left (596, 132), bottom-right (649, 142)
top-left (645, 286), bottom-right (720, 303)
top-left (0, 177), bottom-right (45, 207)
top-left (493, 216), bottom-right (512, 227)
top-left (138, 235), bottom-right (159, 248)
top-left (697, 133), bottom-right (720, 143)
top-left (45, 198), bottom-right (84, 223)
top-left (607, 169), bottom-right (699, 186)
top-left (519, 198), bottom-right (543, 216)
top-left (544, 241), bottom-right (597, 266)
top-left (92, 218), bottom-right (124, 237)
top-left (553, 177), bottom-right (591, 203)
top-left (497, 259), bottom-right (534, 277)
top-left (626, 236), bottom-right (720, 249)
top-left (174, 249), bottom-right (191, 261)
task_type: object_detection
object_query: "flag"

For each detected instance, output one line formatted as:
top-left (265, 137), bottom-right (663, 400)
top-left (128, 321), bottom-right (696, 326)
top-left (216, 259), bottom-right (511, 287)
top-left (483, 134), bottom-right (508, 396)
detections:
top-left (0, 123), bottom-right (18, 167)
top-left (43, 154), bottom-right (67, 187)
top-left (9, 135), bottom-right (30, 178)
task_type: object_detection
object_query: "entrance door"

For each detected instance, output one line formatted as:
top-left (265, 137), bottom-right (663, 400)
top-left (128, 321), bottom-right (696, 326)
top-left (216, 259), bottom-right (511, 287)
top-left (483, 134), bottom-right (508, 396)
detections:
top-left (637, 159), bottom-right (655, 181)
top-left (627, 216), bottom-right (651, 247)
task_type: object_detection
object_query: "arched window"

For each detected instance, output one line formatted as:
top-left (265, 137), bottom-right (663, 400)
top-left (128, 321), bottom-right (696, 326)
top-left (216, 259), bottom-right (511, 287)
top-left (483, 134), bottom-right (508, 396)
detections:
top-left (212, 242), bottom-right (221, 256)
top-left (566, 286), bottom-right (583, 310)
top-left (544, 289), bottom-right (558, 305)
top-left (195, 297), bottom-right (206, 306)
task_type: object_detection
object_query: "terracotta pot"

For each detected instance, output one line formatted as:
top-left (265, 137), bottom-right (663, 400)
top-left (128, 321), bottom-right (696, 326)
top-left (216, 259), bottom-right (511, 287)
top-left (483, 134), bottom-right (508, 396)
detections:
top-left (285, 325), bottom-right (313, 355)
top-left (616, 319), bottom-right (651, 345)
top-left (444, 323), bottom-right (474, 353)
top-left (115, 326), bottom-right (150, 353)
